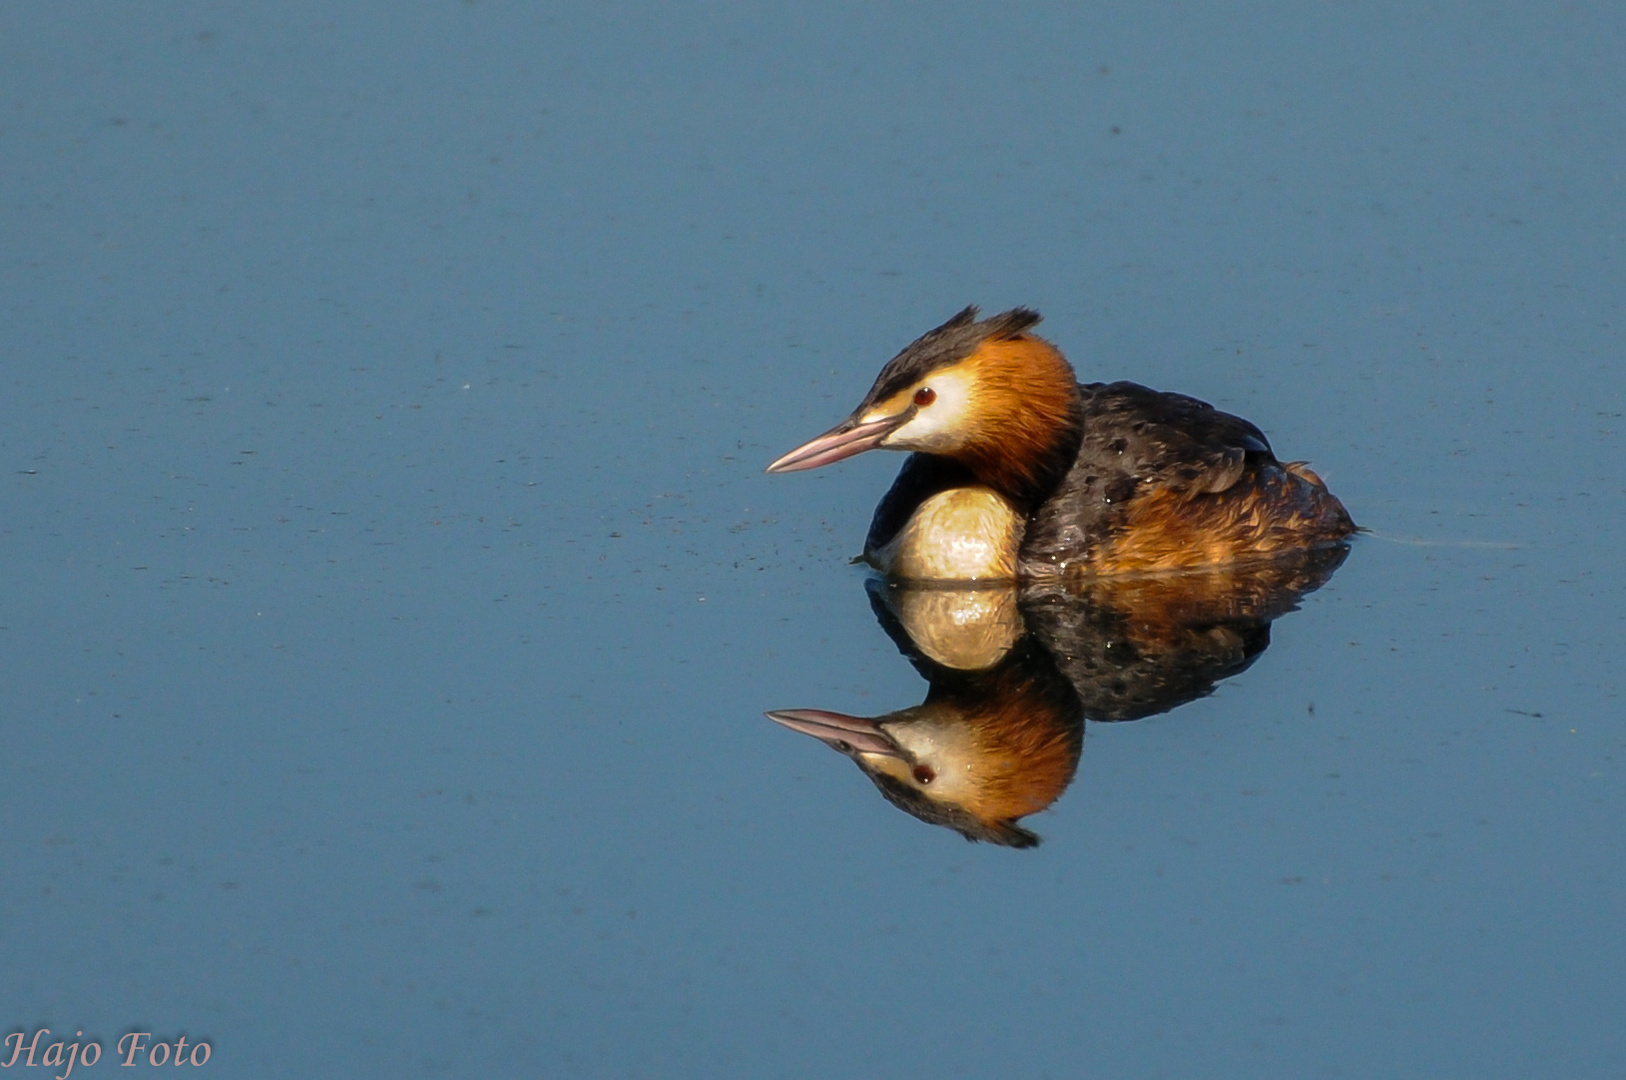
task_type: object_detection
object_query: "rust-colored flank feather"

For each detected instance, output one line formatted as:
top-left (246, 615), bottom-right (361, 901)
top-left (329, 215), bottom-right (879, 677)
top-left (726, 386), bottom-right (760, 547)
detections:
top-left (1089, 461), bottom-right (1353, 574)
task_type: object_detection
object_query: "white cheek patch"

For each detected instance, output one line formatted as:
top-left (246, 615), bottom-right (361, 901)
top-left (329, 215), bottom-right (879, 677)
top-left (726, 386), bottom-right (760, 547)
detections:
top-left (864, 367), bottom-right (979, 453)
top-left (886, 719), bottom-right (982, 799)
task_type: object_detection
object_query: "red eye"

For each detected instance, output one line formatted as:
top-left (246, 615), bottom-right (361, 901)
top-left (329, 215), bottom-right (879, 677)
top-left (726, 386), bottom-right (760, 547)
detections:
top-left (912, 765), bottom-right (936, 785)
top-left (913, 387), bottom-right (936, 407)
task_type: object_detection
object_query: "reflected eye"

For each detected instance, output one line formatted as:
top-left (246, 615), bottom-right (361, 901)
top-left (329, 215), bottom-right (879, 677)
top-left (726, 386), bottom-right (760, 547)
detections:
top-left (913, 387), bottom-right (936, 407)
top-left (912, 765), bottom-right (936, 785)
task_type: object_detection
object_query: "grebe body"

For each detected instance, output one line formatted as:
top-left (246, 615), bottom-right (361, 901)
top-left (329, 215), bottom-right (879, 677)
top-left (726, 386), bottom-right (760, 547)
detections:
top-left (768, 307), bottom-right (1354, 580)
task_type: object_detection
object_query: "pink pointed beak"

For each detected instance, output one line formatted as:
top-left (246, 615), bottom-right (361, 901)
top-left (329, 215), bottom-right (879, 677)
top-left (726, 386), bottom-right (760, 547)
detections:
top-left (765, 709), bottom-right (900, 756)
top-left (764, 410), bottom-right (913, 473)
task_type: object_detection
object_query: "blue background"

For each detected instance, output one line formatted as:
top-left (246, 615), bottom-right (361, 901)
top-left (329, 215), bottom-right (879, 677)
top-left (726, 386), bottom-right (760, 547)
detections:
top-left (3, 3), bottom-right (1623, 1076)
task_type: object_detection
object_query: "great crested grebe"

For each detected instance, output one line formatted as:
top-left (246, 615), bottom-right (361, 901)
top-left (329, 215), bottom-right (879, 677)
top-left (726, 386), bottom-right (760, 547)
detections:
top-left (766, 306), bottom-right (1355, 580)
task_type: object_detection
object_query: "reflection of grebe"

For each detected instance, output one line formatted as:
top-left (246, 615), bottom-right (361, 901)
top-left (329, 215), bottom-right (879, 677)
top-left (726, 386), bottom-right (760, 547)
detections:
top-left (767, 307), bottom-right (1355, 580)
top-left (769, 642), bottom-right (1083, 848)
top-left (769, 550), bottom-right (1349, 847)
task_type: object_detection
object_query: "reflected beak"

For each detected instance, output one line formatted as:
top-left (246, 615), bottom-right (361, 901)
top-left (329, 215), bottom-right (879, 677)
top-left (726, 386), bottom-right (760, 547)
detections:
top-left (764, 409), bottom-right (914, 473)
top-left (766, 709), bottom-right (900, 756)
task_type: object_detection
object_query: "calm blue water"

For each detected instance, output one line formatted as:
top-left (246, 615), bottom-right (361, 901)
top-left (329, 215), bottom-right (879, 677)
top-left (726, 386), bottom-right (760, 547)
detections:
top-left (4, 3), bottom-right (1623, 1076)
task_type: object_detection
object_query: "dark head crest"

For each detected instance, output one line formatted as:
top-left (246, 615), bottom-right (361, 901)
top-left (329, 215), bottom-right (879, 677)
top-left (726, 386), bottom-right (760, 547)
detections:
top-left (862, 306), bottom-right (1046, 410)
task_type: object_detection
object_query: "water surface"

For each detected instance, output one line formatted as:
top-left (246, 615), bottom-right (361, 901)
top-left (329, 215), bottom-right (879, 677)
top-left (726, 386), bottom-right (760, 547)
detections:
top-left (3, 3), bottom-right (1623, 1077)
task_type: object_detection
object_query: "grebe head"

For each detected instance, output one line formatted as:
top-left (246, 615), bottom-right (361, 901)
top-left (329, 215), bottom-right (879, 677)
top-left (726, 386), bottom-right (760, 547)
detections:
top-left (765, 306), bottom-right (1081, 501)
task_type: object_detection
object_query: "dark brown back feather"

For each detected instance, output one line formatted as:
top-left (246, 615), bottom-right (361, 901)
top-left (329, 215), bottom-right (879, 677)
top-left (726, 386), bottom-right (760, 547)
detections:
top-left (1020, 381), bottom-right (1353, 574)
